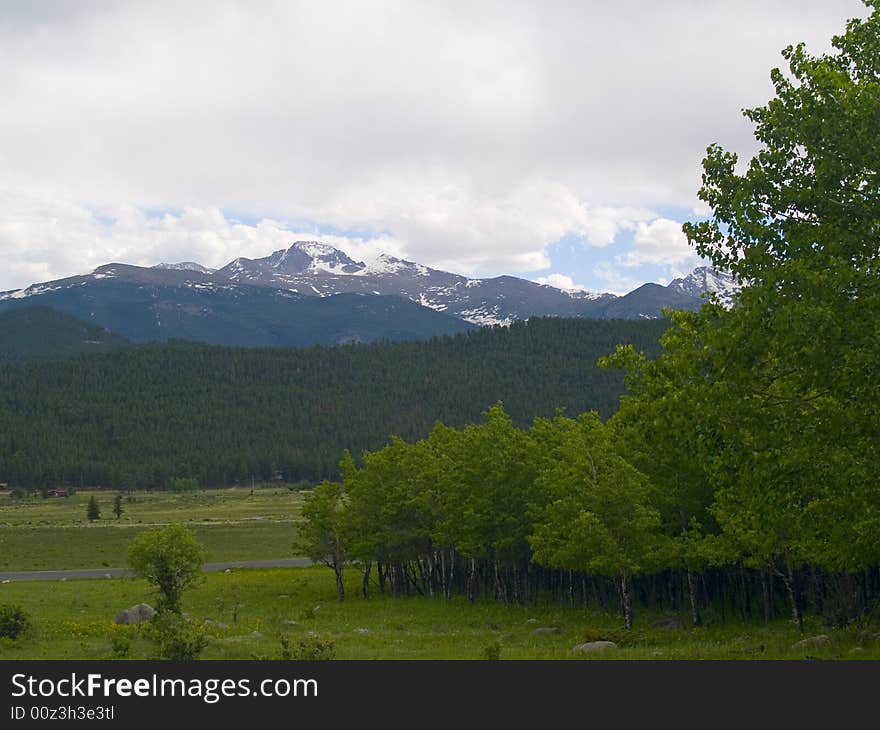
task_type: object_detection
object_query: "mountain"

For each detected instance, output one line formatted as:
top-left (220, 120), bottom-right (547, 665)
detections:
top-left (153, 262), bottom-right (216, 274)
top-left (0, 306), bottom-right (129, 362)
top-left (0, 281), bottom-right (472, 347)
top-left (667, 266), bottom-right (740, 307)
top-left (212, 241), bottom-right (615, 325)
top-left (0, 241), bottom-right (738, 347)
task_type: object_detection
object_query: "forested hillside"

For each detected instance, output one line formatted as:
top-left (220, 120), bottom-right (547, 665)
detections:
top-left (0, 307), bottom-right (129, 363)
top-left (0, 317), bottom-right (667, 489)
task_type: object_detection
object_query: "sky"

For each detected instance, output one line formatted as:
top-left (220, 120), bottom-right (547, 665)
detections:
top-left (0, 0), bottom-right (868, 294)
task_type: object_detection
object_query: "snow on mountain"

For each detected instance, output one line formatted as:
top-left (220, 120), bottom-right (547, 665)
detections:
top-left (2, 239), bottom-right (725, 326)
top-left (667, 266), bottom-right (741, 307)
top-left (153, 262), bottom-right (216, 274)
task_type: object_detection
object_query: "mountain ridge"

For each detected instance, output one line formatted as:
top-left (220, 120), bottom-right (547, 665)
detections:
top-left (0, 241), bottom-right (741, 347)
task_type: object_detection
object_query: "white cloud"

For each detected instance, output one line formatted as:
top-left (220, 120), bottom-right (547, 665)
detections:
top-left (624, 218), bottom-right (700, 268)
top-left (533, 273), bottom-right (590, 292)
top-left (0, 1), bottom-right (868, 289)
top-left (592, 263), bottom-right (645, 296)
top-left (0, 191), bottom-right (406, 290)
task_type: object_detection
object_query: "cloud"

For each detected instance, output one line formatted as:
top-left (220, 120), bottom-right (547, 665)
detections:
top-left (0, 191), bottom-right (406, 290)
top-left (533, 273), bottom-right (590, 292)
top-left (0, 1), bottom-right (868, 289)
top-left (591, 263), bottom-right (645, 296)
top-left (624, 218), bottom-right (700, 268)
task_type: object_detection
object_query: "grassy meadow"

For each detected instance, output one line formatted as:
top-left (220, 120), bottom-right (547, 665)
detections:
top-left (2, 565), bottom-right (879, 660)
top-left (0, 486), bottom-right (301, 570)
top-left (1, 486), bottom-right (878, 660)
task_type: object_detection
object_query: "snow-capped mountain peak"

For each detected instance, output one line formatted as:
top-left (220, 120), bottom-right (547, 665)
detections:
top-left (269, 241), bottom-right (366, 275)
top-left (667, 266), bottom-right (740, 307)
top-left (363, 253), bottom-right (429, 276)
top-left (153, 262), bottom-right (215, 274)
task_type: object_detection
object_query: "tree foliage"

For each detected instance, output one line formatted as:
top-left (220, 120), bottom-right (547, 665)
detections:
top-left (127, 524), bottom-right (207, 614)
top-left (295, 5), bottom-right (880, 630)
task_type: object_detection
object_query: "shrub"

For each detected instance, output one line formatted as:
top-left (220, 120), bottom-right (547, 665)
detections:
top-left (0, 604), bottom-right (31, 640)
top-left (279, 635), bottom-right (335, 660)
top-left (145, 613), bottom-right (208, 660)
top-left (110, 634), bottom-right (131, 658)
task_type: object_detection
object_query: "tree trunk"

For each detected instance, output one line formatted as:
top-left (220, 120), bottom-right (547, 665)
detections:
top-left (446, 551), bottom-right (455, 600)
top-left (739, 563), bottom-right (751, 622)
top-left (334, 561), bottom-right (345, 601)
top-left (377, 561), bottom-right (386, 594)
top-left (361, 560), bottom-right (372, 599)
top-left (619, 571), bottom-right (633, 630)
top-left (686, 568), bottom-right (701, 627)
top-left (466, 559), bottom-right (477, 603)
top-left (782, 551), bottom-right (803, 633)
top-left (761, 567), bottom-right (771, 624)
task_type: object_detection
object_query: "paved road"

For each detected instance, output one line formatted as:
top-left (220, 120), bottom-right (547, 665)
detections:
top-left (0, 557), bottom-right (312, 582)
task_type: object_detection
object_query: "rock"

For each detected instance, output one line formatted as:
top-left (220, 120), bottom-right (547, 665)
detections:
top-left (792, 634), bottom-right (831, 650)
top-left (849, 647), bottom-right (865, 654)
top-left (114, 603), bottom-right (155, 625)
top-left (525, 618), bottom-right (539, 624)
top-left (572, 641), bottom-right (618, 653)
top-left (352, 628), bottom-right (370, 635)
top-left (249, 631), bottom-right (264, 638)
top-left (531, 627), bottom-right (561, 635)
top-left (281, 620), bottom-right (298, 627)
top-left (651, 616), bottom-right (684, 630)
top-left (485, 622), bottom-right (500, 630)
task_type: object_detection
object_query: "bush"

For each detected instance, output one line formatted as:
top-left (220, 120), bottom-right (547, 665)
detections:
top-left (481, 641), bottom-right (502, 660)
top-left (145, 613), bottom-right (208, 660)
top-left (279, 635), bottom-right (335, 660)
top-left (110, 634), bottom-right (131, 658)
top-left (0, 604), bottom-right (31, 640)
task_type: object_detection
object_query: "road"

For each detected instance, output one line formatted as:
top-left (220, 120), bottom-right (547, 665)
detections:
top-left (0, 557), bottom-right (312, 582)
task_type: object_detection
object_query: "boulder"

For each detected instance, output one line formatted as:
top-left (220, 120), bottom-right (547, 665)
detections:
top-left (572, 641), bottom-right (618, 653)
top-left (114, 603), bottom-right (155, 625)
top-left (531, 626), bottom-right (561, 635)
top-left (792, 634), bottom-right (831, 650)
top-left (651, 617), bottom-right (684, 630)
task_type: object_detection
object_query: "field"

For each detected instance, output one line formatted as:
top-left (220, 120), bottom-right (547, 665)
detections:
top-left (0, 487), bottom-right (301, 570)
top-left (1, 487), bottom-right (878, 660)
top-left (2, 566), bottom-right (879, 660)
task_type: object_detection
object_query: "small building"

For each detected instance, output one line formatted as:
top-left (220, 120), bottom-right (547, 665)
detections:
top-left (47, 488), bottom-right (69, 498)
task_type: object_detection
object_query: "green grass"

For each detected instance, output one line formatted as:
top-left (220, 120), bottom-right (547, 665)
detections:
top-left (0, 487), bottom-right (303, 570)
top-left (1, 566), bottom-right (878, 660)
top-left (0, 523), bottom-right (297, 571)
top-left (0, 487), bottom-right (302, 527)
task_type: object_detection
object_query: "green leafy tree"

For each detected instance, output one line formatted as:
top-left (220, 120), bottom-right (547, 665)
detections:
top-left (601, 2), bottom-right (880, 629)
top-left (127, 524), bottom-right (207, 614)
top-left (528, 413), bottom-right (663, 629)
top-left (295, 480), bottom-right (348, 600)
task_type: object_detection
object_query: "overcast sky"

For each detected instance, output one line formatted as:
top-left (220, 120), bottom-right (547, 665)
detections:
top-left (0, 0), bottom-right (868, 293)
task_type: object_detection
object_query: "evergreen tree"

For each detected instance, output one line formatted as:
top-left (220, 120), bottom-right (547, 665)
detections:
top-left (86, 495), bottom-right (100, 521)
